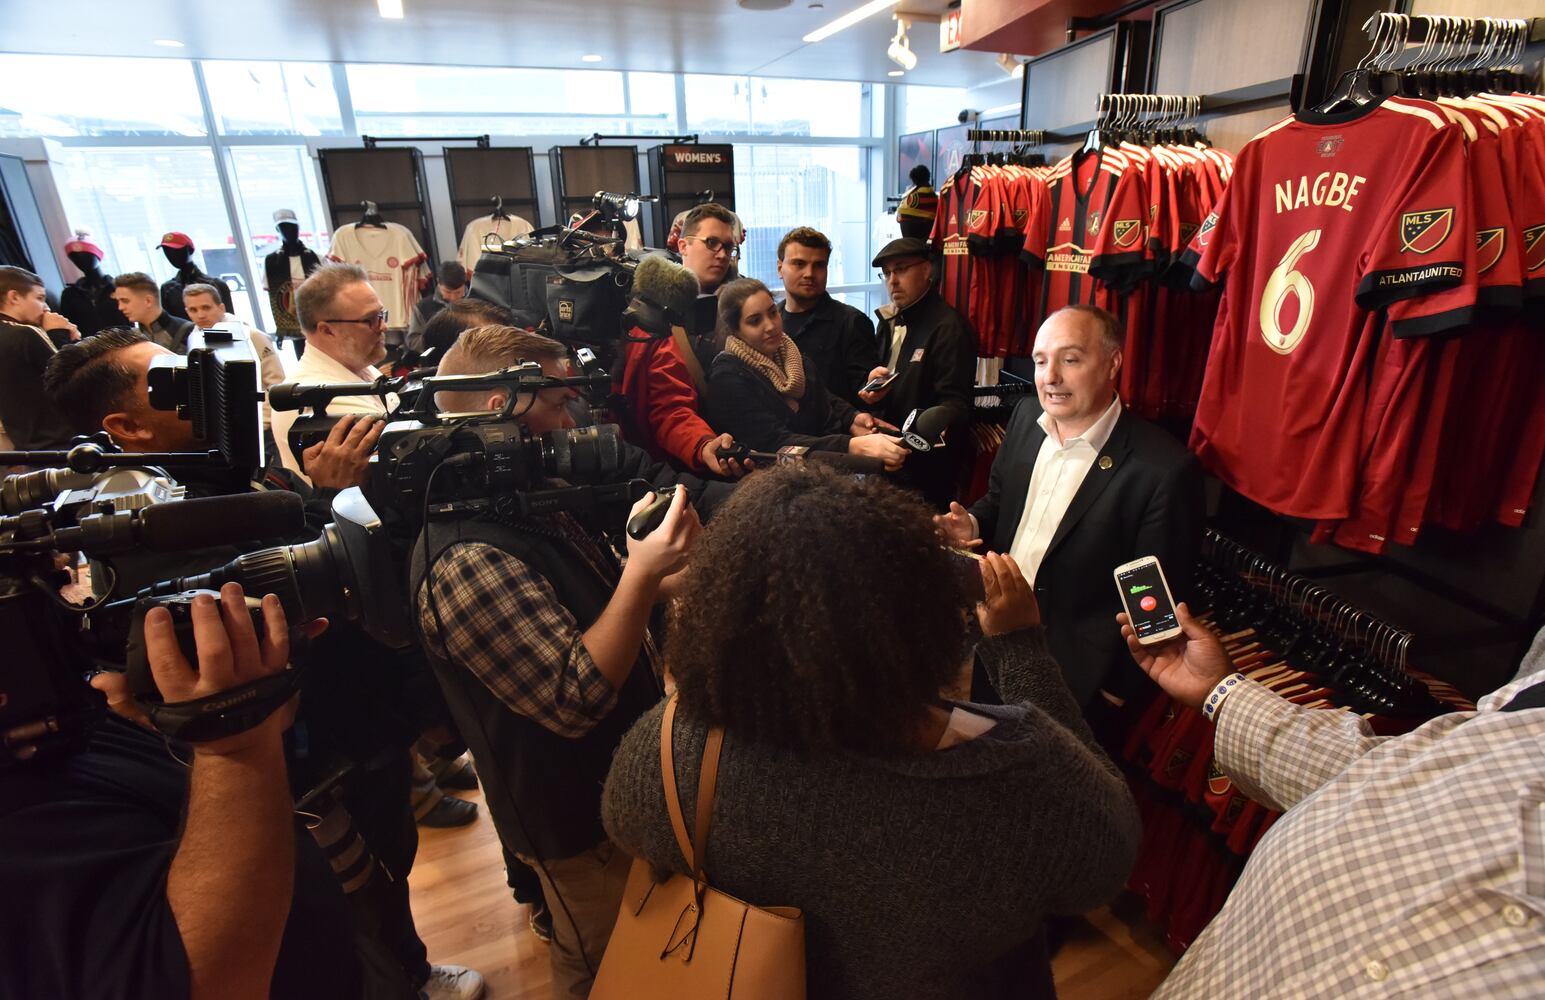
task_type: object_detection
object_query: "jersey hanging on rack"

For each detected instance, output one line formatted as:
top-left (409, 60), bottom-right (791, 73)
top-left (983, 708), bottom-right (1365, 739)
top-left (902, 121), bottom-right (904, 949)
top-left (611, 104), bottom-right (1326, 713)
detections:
top-left (1183, 97), bottom-right (1478, 530)
top-left (929, 165), bottom-right (1003, 353)
top-left (458, 213), bottom-right (534, 271)
top-left (327, 222), bottom-right (430, 330)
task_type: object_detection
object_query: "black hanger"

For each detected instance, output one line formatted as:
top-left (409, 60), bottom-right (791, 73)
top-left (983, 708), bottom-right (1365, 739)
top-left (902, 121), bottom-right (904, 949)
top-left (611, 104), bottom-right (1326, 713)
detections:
top-left (1313, 68), bottom-right (1384, 114)
top-left (359, 200), bottom-right (385, 228)
top-left (491, 195), bottom-right (509, 221)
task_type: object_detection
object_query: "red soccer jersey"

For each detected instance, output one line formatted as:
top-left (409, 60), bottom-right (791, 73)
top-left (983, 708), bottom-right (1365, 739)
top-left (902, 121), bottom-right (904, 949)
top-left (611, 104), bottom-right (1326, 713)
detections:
top-left (1021, 147), bottom-right (1149, 328)
top-left (1184, 98), bottom-right (1478, 522)
top-left (930, 165), bottom-right (1003, 354)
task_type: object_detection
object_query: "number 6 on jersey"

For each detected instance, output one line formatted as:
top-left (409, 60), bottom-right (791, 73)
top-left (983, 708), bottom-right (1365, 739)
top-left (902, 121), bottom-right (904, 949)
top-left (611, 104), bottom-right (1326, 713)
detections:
top-left (1258, 229), bottom-right (1321, 355)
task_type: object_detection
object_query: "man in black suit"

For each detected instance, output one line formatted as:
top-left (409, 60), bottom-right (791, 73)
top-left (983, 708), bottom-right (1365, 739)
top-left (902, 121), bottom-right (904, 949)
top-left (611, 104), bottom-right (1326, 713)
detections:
top-left (938, 304), bottom-right (1203, 729)
top-left (860, 237), bottom-right (975, 508)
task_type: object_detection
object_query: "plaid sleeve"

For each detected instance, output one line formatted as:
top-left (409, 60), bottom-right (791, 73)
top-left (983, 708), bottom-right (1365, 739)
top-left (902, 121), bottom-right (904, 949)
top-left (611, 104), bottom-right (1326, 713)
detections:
top-left (417, 541), bottom-right (619, 738)
top-left (1213, 678), bottom-right (1393, 812)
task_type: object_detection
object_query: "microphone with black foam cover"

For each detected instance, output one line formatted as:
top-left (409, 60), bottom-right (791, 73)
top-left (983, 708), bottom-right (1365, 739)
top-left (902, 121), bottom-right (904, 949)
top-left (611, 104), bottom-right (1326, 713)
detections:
top-left (884, 405), bottom-right (956, 453)
top-left (52, 491), bottom-right (306, 556)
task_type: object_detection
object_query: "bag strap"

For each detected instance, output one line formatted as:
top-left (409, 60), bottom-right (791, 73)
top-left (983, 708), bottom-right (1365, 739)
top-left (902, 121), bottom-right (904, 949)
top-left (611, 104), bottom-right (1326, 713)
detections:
top-left (670, 324), bottom-right (710, 399)
top-left (659, 694), bottom-right (724, 885)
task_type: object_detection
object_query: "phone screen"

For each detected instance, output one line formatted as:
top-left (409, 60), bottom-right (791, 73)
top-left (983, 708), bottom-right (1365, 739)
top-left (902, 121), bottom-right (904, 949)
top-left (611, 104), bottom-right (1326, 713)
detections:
top-left (1117, 561), bottom-right (1178, 640)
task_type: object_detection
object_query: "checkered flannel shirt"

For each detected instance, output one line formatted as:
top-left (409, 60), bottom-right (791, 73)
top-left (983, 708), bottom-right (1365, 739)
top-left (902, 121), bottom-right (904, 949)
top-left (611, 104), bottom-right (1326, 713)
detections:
top-left (415, 518), bottom-right (622, 738)
top-left (1154, 665), bottom-right (1545, 998)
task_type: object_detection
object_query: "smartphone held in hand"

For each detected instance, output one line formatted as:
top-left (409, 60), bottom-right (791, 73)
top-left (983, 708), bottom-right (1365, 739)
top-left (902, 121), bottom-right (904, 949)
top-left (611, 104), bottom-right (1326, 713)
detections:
top-left (1114, 556), bottom-right (1182, 645)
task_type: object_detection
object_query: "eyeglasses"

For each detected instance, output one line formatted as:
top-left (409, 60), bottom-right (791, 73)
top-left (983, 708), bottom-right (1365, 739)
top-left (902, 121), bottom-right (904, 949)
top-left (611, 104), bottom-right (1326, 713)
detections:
top-left (879, 260), bottom-right (927, 280)
top-left (683, 235), bottom-right (740, 260)
top-left (323, 309), bottom-right (389, 330)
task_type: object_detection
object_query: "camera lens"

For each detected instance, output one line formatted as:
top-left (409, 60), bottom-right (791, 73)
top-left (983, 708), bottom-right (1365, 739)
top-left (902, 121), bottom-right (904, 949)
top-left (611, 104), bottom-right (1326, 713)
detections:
top-left (542, 424), bottom-right (624, 482)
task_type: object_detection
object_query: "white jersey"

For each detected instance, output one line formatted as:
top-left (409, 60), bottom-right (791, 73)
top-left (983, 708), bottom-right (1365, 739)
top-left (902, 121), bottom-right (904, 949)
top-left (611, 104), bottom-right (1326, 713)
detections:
top-left (327, 222), bottom-right (429, 330)
top-left (459, 213), bottom-right (535, 271)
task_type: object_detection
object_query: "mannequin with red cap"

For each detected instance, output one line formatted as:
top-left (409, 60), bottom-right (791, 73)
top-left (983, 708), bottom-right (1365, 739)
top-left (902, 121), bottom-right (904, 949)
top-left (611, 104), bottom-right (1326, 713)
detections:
top-left (58, 231), bottom-right (121, 338)
top-left (157, 231), bottom-right (234, 319)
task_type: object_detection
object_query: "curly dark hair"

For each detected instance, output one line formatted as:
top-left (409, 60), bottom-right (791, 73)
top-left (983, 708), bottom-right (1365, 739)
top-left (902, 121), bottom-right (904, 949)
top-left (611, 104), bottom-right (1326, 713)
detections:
top-left (667, 464), bottom-right (975, 753)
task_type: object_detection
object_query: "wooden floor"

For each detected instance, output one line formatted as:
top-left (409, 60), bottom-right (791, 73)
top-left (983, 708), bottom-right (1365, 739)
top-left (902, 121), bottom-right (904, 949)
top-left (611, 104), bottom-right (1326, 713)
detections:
top-left (410, 786), bottom-right (1176, 999)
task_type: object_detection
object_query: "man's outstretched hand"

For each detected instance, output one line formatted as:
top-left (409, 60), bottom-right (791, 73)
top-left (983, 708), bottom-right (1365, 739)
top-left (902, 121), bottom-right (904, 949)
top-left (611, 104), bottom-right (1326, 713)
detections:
top-left (1116, 602), bottom-right (1233, 711)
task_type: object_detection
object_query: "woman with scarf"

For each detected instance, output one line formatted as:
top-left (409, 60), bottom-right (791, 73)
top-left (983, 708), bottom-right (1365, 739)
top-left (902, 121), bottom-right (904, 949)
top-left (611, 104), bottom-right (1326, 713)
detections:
top-left (706, 279), bottom-right (909, 471)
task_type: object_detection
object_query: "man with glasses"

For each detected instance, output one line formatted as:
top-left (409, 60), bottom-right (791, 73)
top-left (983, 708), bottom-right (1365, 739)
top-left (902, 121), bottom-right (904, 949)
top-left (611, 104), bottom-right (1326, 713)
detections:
top-left (859, 237), bottom-right (975, 507)
top-left (269, 263), bottom-right (390, 483)
top-left (613, 205), bottom-right (745, 477)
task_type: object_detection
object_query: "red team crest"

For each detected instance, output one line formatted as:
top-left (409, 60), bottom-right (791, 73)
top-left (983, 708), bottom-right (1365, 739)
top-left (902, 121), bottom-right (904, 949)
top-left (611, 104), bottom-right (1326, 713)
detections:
top-left (1398, 208), bottom-right (1453, 255)
top-left (1086, 212), bottom-right (1102, 236)
top-left (1315, 135), bottom-right (1344, 158)
top-left (1112, 219), bottom-right (1141, 249)
top-left (1475, 227), bottom-right (1506, 275)
top-left (1524, 224), bottom-right (1545, 273)
top-left (386, 256), bottom-right (400, 268)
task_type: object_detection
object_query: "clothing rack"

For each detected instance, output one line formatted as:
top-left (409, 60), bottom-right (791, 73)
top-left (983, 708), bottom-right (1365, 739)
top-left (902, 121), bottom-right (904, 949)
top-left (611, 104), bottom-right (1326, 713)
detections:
top-left (965, 128), bottom-right (1048, 146)
top-left (1363, 12), bottom-right (1545, 55)
top-left (1203, 529), bottom-right (1416, 677)
top-left (360, 134), bottom-right (491, 148)
top-left (581, 133), bottom-right (698, 146)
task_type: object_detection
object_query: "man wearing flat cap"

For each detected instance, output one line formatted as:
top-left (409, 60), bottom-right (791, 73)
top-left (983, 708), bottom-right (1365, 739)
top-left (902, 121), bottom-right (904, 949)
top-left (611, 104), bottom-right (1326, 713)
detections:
top-left (859, 237), bottom-right (975, 507)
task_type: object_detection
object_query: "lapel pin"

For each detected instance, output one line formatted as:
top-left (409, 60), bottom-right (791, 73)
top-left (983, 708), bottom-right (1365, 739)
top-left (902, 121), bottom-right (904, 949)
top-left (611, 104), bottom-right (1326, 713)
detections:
top-left (1098, 455), bottom-right (1114, 470)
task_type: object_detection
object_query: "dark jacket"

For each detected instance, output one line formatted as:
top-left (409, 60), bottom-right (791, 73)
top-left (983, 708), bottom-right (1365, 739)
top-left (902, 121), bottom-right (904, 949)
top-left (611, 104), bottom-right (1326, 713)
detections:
top-left (411, 512), bottom-right (662, 859)
top-left (0, 316), bottom-right (76, 450)
top-left (161, 265), bottom-right (234, 320)
top-left (968, 400), bottom-right (1204, 708)
top-left (872, 290), bottom-right (976, 506)
top-left (779, 293), bottom-right (877, 404)
top-left (706, 350), bottom-right (858, 455)
top-left (59, 274), bottom-right (122, 338)
top-left (407, 296), bottom-right (447, 349)
top-left (138, 312), bottom-right (196, 355)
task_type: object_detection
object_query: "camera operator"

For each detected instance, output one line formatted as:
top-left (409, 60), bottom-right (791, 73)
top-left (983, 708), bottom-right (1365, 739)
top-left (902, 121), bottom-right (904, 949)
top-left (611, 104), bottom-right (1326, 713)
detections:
top-left (42, 330), bottom-right (485, 1000)
top-left (269, 264), bottom-right (394, 483)
top-left (0, 584), bottom-right (359, 1000)
top-left (415, 326), bottom-right (704, 998)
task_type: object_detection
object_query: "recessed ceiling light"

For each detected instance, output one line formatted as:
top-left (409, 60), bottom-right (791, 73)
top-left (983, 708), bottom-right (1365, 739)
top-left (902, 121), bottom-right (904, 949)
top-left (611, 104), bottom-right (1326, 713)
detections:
top-left (581, 54), bottom-right (603, 63)
top-left (378, 0), bottom-right (404, 19)
top-left (888, 70), bottom-right (904, 77)
top-left (153, 39), bottom-right (184, 48)
top-left (803, 0), bottom-right (900, 43)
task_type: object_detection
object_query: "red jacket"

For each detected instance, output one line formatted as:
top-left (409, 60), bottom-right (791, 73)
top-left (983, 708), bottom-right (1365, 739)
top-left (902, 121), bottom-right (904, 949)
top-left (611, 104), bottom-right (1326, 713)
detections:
top-left (614, 330), bottom-right (716, 472)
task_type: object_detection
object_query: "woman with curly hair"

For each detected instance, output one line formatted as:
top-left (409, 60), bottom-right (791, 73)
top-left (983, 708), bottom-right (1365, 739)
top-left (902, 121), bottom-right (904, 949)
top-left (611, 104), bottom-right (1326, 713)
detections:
top-left (706, 278), bottom-right (909, 472)
top-left (602, 465), bottom-right (1140, 1000)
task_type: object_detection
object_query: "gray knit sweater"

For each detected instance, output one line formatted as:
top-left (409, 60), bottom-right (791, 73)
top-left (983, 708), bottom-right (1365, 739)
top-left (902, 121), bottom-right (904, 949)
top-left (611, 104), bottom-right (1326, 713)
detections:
top-left (600, 627), bottom-right (1141, 1000)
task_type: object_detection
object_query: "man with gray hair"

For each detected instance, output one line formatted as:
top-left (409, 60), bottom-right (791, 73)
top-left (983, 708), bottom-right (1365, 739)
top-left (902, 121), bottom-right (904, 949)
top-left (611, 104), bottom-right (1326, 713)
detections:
top-left (268, 263), bottom-right (389, 483)
top-left (936, 304), bottom-right (1203, 737)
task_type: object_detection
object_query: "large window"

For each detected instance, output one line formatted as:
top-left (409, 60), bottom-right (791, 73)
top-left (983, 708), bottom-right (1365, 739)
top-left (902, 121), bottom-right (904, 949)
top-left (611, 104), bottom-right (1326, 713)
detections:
top-left (345, 65), bottom-right (676, 136)
top-left (0, 56), bottom-right (206, 137)
top-left (900, 84), bottom-right (971, 134)
top-left (51, 147), bottom-right (254, 323)
top-left (203, 61), bottom-right (344, 136)
top-left (686, 76), bottom-right (866, 137)
top-left (732, 145), bottom-right (869, 291)
top-left (227, 147), bottom-right (332, 328)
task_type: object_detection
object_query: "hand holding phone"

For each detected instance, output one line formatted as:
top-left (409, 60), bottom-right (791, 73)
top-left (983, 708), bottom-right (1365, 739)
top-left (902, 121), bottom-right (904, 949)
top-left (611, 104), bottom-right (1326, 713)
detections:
top-left (860, 369), bottom-right (900, 395)
top-left (1114, 556), bottom-right (1182, 645)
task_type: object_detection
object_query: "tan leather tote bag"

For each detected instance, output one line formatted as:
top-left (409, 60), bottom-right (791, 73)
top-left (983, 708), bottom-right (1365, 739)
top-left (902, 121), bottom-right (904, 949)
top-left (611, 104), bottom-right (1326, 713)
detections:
top-left (591, 695), bottom-right (806, 999)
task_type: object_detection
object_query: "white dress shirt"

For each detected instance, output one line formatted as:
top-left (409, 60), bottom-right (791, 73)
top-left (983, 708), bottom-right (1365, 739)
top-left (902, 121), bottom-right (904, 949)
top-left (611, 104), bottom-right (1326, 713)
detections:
top-left (1154, 660), bottom-right (1545, 999)
top-left (268, 345), bottom-right (394, 482)
top-left (1007, 395), bottom-right (1123, 584)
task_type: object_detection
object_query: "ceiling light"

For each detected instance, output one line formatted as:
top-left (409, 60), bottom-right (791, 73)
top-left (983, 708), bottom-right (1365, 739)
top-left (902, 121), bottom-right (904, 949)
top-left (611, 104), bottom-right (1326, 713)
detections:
top-left (888, 70), bottom-right (905, 77)
top-left (152, 39), bottom-right (184, 48)
top-left (581, 54), bottom-right (603, 63)
top-left (378, 0), bottom-right (404, 19)
top-left (803, 0), bottom-right (900, 43)
top-left (736, 0), bottom-right (793, 8)
top-left (887, 16), bottom-right (917, 72)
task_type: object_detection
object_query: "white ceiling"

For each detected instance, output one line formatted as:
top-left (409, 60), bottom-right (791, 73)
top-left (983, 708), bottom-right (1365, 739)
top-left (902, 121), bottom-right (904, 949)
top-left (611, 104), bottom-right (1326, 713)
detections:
top-left (2, 0), bottom-right (1008, 87)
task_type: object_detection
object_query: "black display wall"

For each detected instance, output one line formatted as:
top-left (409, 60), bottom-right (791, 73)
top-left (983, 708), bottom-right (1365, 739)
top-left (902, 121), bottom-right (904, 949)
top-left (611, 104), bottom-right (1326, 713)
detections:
top-left (444, 146), bottom-right (541, 235)
top-left (646, 143), bottom-right (735, 244)
top-left (316, 147), bottom-right (438, 259)
top-left (548, 145), bottom-right (640, 228)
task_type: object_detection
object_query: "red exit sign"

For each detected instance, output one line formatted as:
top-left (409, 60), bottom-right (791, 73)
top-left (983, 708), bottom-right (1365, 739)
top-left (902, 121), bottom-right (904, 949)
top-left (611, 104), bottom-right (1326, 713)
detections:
top-left (939, 7), bottom-right (963, 52)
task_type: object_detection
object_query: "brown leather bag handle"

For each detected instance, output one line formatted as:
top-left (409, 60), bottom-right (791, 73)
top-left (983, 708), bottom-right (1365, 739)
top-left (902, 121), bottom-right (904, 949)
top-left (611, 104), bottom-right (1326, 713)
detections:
top-left (659, 694), bottom-right (724, 888)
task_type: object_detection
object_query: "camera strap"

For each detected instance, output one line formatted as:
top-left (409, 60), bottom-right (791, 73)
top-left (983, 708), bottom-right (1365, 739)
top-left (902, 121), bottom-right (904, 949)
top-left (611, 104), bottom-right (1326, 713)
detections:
top-left (143, 664), bottom-right (306, 743)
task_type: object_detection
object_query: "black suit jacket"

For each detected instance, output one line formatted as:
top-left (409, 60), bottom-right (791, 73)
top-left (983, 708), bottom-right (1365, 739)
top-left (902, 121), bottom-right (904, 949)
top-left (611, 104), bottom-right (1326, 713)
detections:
top-left (969, 399), bottom-right (1204, 708)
